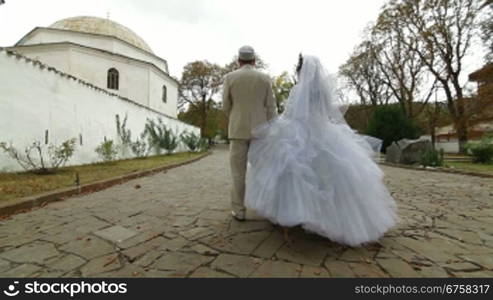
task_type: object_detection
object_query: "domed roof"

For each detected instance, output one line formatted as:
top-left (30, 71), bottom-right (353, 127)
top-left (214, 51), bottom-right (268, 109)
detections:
top-left (50, 16), bottom-right (153, 53)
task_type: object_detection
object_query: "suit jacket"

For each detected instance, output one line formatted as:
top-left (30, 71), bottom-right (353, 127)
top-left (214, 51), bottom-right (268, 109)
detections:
top-left (222, 65), bottom-right (277, 140)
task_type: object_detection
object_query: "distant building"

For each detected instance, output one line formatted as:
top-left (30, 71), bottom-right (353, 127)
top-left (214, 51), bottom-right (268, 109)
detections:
top-left (435, 64), bottom-right (493, 153)
top-left (0, 16), bottom-right (198, 172)
top-left (7, 16), bottom-right (178, 117)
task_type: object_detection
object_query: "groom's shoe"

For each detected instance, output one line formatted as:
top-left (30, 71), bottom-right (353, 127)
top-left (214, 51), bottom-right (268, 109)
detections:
top-left (231, 211), bottom-right (246, 222)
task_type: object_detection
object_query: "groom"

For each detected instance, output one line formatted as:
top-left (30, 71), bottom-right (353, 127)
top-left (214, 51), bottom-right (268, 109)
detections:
top-left (222, 46), bottom-right (277, 221)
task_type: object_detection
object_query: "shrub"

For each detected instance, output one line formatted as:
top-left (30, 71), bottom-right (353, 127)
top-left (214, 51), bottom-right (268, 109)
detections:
top-left (130, 137), bottom-right (148, 158)
top-left (143, 118), bottom-right (178, 155)
top-left (95, 139), bottom-right (119, 162)
top-left (465, 136), bottom-right (493, 164)
top-left (420, 148), bottom-right (444, 167)
top-left (366, 105), bottom-right (422, 153)
top-left (181, 131), bottom-right (207, 152)
top-left (162, 126), bottom-right (178, 155)
top-left (198, 137), bottom-right (209, 151)
top-left (0, 138), bottom-right (76, 174)
top-left (116, 114), bottom-right (132, 157)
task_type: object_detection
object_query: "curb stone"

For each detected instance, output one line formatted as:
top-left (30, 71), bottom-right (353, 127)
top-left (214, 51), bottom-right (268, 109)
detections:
top-left (0, 151), bottom-right (212, 218)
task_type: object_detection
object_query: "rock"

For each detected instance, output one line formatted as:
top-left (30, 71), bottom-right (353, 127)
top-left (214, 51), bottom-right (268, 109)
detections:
top-left (386, 142), bottom-right (402, 164)
top-left (386, 137), bottom-right (433, 165)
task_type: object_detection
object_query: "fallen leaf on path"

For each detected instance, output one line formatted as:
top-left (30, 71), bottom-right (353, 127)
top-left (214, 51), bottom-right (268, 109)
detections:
top-left (103, 256), bottom-right (118, 267)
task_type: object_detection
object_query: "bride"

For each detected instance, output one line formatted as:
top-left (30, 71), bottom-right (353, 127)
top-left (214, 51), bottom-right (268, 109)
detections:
top-left (244, 55), bottom-right (398, 247)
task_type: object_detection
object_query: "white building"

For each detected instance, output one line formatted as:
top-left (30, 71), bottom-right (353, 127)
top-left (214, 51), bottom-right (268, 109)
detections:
top-left (7, 16), bottom-right (178, 117)
top-left (0, 16), bottom-right (199, 172)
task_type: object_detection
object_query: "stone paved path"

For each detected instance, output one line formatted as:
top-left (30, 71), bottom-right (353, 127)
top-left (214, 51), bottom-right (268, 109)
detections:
top-left (1, 147), bottom-right (492, 278)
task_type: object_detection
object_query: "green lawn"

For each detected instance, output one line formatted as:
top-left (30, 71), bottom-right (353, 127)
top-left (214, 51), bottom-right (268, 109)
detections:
top-left (0, 152), bottom-right (206, 202)
top-left (445, 161), bottom-right (493, 176)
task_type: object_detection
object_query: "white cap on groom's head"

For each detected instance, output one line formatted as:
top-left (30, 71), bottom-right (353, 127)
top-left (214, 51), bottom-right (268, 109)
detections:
top-left (238, 45), bottom-right (255, 61)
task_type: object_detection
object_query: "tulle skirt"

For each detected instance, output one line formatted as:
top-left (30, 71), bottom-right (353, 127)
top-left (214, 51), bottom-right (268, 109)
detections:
top-left (245, 117), bottom-right (398, 247)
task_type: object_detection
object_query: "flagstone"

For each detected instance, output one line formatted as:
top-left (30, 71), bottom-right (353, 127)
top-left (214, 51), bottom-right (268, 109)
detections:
top-left (80, 254), bottom-right (122, 277)
top-left (324, 261), bottom-right (356, 277)
top-left (459, 254), bottom-right (493, 269)
top-left (48, 254), bottom-right (87, 272)
top-left (276, 240), bottom-right (329, 266)
top-left (300, 266), bottom-right (331, 278)
top-left (211, 254), bottom-right (260, 277)
top-left (190, 267), bottom-right (235, 278)
top-left (59, 236), bottom-right (116, 260)
top-left (252, 231), bottom-right (286, 259)
top-left (0, 148), bottom-right (492, 278)
top-left (94, 226), bottom-right (138, 244)
top-left (377, 258), bottom-right (420, 277)
top-left (2, 264), bottom-right (42, 278)
top-left (0, 242), bottom-right (60, 264)
top-left (151, 252), bottom-right (214, 274)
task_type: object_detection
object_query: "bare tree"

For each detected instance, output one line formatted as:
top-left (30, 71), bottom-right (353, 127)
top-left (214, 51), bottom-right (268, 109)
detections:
top-left (388, 0), bottom-right (484, 153)
top-left (371, 12), bottom-right (437, 119)
top-left (481, 0), bottom-right (493, 62)
top-left (339, 43), bottom-right (392, 107)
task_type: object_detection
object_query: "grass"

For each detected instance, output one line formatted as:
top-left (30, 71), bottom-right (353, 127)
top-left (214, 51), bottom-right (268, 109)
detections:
top-left (0, 152), bottom-right (206, 202)
top-left (445, 161), bottom-right (493, 176)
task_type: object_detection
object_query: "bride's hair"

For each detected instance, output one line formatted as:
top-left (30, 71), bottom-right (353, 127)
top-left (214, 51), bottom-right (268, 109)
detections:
top-left (296, 53), bottom-right (303, 74)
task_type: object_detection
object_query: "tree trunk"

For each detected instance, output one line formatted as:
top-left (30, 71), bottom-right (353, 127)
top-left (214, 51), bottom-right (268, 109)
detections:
top-left (453, 80), bottom-right (468, 154)
top-left (456, 118), bottom-right (469, 154)
top-left (201, 97), bottom-right (207, 139)
top-left (431, 128), bottom-right (436, 150)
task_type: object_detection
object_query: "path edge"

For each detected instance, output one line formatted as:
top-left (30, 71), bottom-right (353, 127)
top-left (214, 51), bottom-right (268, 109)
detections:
top-left (0, 151), bottom-right (213, 218)
top-left (379, 162), bottom-right (493, 179)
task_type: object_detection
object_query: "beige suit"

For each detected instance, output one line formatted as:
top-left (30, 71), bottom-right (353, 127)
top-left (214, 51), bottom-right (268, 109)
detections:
top-left (223, 64), bottom-right (277, 216)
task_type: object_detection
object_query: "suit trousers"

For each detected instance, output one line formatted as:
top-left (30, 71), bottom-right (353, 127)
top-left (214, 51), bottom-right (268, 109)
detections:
top-left (229, 139), bottom-right (250, 215)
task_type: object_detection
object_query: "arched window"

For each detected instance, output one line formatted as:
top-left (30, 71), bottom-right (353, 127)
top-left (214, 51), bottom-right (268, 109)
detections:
top-left (162, 85), bottom-right (167, 103)
top-left (107, 68), bottom-right (119, 90)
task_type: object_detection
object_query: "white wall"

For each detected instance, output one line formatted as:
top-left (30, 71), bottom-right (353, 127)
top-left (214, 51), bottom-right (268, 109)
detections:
top-left (11, 44), bottom-right (178, 117)
top-left (0, 50), bottom-right (199, 173)
top-left (20, 28), bottom-right (169, 73)
top-left (68, 46), bottom-right (151, 108)
top-left (435, 142), bottom-right (460, 154)
top-left (149, 68), bottom-right (179, 118)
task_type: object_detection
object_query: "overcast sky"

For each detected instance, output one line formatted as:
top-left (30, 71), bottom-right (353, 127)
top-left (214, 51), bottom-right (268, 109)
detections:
top-left (0, 0), bottom-right (394, 78)
top-left (0, 0), bottom-right (486, 84)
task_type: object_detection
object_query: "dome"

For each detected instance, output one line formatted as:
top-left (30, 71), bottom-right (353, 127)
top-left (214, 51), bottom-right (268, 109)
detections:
top-left (50, 16), bottom-right (153, 53)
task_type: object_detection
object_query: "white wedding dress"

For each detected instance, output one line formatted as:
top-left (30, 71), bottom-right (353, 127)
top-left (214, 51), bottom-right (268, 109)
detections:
top-left (245, 55), bottom-right (397, 247)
